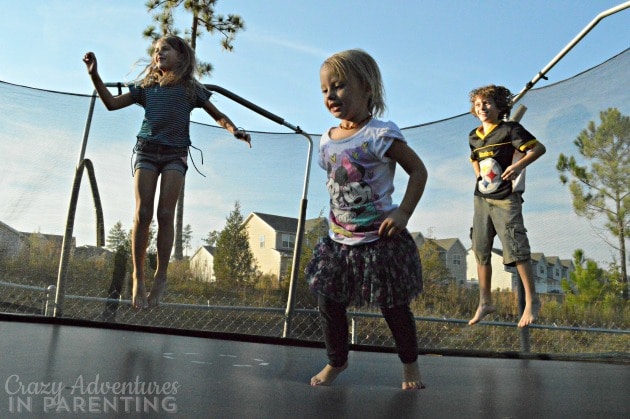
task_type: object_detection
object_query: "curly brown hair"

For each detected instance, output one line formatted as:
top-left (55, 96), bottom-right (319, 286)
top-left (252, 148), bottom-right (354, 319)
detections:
top-left (469, 85), bottom-right (512, 120)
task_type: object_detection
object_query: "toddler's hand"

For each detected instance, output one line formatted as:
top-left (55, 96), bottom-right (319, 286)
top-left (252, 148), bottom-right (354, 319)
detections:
top-left (378, 209), bottom-right (410, 237)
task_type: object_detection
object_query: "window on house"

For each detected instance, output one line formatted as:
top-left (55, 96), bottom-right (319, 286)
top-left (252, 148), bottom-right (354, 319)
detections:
top-left (259, 235), bottom-right (265, 248)
top-left (282, 233), bottom-right (295, 249)
top-left (452, 254), bottom-right (461, 265)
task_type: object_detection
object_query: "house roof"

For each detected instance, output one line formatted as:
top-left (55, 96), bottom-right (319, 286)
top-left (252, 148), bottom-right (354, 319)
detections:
top-left (74, 245), bottom-right (112, 259)
top-left (191, 245), bottom-right (215, 259)
top-left (531, 253), bottom-right (573, 269)
top-left (249, 213), bottom-right (298, 233)
top-left (546, 256), bottom-right (561, 265)
top-left (531, 252), bottom-right (545, 262)
top-left (430, 238), bottom-right (463, 252)
top-left (1, 220), bottom-right (73, 245)
top-left (409, 232), bottom-right (425, 246)
top-left (0, 220), bottom-right (24, 237)
top-left (248, 213), bottom-right (327, 235)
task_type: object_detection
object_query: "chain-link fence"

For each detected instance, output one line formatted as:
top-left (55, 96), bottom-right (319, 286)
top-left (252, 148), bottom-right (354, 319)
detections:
top-left (1, 274), bottom-right (628, 361)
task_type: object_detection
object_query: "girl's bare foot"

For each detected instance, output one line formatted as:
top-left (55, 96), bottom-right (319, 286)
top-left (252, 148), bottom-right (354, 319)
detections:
top-left (310, 363), bottom-right (348, 386)
top-left (468, 303), bottom-right (496, 325)
top-left (147, 276), bottom-right (167, 308)
top-left (402, 361), bottom-right (425, 390)
top-left (132, 278), bottom-right (148, 310)
top-left (518, 299), bottom-right (541, 328)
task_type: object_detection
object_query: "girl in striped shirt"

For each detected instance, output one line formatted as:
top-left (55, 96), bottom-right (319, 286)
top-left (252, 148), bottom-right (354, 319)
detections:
top-left (83, 35), bottom-right (251, 309)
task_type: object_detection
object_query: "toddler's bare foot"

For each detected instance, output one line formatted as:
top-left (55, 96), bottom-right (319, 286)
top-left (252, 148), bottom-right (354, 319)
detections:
top-left (402, 361), bottom-right (425, 390)
top-left (147, 277), bottom-right (167, 308)
top-left (468, 303), bottom-right (496, 325)
top-left (310, 363), bottom-right (348, 386)
top-left (132, 278), bottom-right (148, 310)
top-left (518, 299), bottom-right (541, 328)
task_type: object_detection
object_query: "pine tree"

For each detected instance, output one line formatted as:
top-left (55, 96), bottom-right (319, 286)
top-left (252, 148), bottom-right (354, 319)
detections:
top-left (182, 224), bottom-right (193, 257)
top-left (103, 221), bottom-right (131, 320)
top-left (557, 108), bottom-right (630, 299)
top-left (561, 249), bottom-right (609, 307)
top-left (213, 202), bottom-right (257, 285)
top-left (106, 221), bottom-right (130, 252)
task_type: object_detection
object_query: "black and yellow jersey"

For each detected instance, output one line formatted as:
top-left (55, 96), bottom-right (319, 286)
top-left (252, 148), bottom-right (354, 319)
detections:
top-left (469, 121), bottom-right (538, 199)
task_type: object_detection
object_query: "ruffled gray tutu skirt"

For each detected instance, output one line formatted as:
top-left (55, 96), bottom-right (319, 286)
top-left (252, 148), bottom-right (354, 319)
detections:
top-left (305, 229), bottom-right (423, 308)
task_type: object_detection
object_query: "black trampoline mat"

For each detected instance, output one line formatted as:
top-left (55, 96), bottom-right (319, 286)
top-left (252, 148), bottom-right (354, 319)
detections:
top-left (0, 315), bottom-right (628, 418)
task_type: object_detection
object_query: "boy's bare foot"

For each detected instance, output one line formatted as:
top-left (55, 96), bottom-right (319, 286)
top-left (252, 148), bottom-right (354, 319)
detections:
top-left (402, 361), bottom-right (425, 390)
top-left (132, 278), bottom-right (148, 310)
top-left (468, 303), bottom-right (496, 325)
top-left (147, 276), bottom-right (167, 308)
top-left (518, 299), bottom-right (541, 328)
top-left (310, 363), bottom-right (348, 386)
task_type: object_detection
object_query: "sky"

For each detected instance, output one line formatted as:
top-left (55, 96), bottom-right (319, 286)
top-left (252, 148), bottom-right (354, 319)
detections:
top-left (1, 0), bottom-right (628, 132)
top-left (1, 0), bottom-right (629, 265)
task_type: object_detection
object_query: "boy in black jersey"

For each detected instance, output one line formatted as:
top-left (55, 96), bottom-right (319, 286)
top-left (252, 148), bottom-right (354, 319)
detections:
top-left (467, 85), bottom-right (546, 328)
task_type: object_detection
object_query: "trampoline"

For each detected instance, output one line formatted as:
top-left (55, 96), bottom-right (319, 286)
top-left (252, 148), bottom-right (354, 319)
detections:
top-left (1, 5), bottom-right (629, 418)
top-left (0, 314), bottom-right (627, 418)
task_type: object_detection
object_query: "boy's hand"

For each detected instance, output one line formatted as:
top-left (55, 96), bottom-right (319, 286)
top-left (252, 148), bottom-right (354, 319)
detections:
top-left (83, 52), bottom-right (97, 75)
top-left (501, 164), bottom-right (521, 181)
top-left (234, 129), bottom-right (252, 148)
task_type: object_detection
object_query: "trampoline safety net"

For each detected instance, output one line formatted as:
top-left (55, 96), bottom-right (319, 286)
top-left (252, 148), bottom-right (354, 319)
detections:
top-left (0, 49), bottom-right (629, 361)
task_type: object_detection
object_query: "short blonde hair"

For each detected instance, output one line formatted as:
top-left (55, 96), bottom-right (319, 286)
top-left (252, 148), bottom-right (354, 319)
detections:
top-left (322, 49), bottom-right (386, 118)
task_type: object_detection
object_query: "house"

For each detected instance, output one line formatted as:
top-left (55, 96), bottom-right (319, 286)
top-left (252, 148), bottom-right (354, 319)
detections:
top-left (531, 253), bottom-right (574, 293)
top-left (467, 249), bottom-right (574, 294)
top-left (244, 213), bottom-right (300, 281)
top-left (0, 220), bottom-right (25, 259)
top-left (243, 212), bottom-right (331, 281)
top-left (74, 245), bottom-right (112, 263)
top-left (431, 238), bottom-right (467, 285)
top-left (188, 214), bottom-right (328, 283)
top-left (413, 233), bottom-right (468, 285)
top-left (559, 259), bottom-right (575, 284)
top-left (0, 220), bottom-right (75, 261)
top-left (189, 246), bottom-right (216, 282)
top-left (245, 212), bottom-right (298, 280)
top-left (466, 248), bottom-right (514, 290)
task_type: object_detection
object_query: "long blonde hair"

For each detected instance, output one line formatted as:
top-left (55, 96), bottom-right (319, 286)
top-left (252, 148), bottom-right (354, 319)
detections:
top-left (321, 49), bottom-right (386, 118)
top-left (138, 35), bottom-right (202, 98)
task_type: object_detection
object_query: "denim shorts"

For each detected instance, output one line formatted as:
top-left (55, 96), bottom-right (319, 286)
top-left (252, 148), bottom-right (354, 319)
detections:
top-left (471, 193), bottom-right (531, 266)
top-left (133, 140), bottom-right (188, 175)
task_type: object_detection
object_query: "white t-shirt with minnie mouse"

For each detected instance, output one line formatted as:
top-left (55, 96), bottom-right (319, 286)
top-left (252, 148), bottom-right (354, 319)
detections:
top-left (318, 118), bottom-right (405, 245)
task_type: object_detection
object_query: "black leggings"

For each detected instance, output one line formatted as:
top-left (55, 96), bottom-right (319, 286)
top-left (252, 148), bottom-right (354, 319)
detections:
top-left (317, 295), bottom-right (419, 367)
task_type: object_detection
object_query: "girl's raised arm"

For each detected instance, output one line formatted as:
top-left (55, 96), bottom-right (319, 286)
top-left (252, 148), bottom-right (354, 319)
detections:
top-left (83, 52), bottom-right (134, 111)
